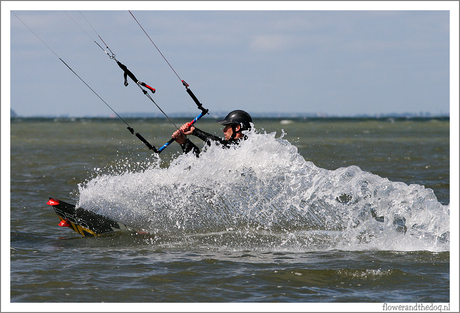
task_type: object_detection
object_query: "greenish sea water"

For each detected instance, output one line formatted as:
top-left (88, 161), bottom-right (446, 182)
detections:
top-left (9, 117), bottom-right (450, 309)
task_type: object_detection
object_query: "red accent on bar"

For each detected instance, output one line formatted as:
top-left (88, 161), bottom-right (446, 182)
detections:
top-left (145, 84), bottom-right (155, 93)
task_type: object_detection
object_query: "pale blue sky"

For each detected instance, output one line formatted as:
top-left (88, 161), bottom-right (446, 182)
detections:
top-left (4, 2), bottom-right (457, 117)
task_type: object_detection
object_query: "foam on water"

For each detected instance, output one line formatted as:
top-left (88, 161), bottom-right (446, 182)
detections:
top-left (77, 129), bottom-right (449, 252)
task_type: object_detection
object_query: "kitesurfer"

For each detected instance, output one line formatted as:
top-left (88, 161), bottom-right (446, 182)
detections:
top-left (172, 110), bottom-right (253, 156)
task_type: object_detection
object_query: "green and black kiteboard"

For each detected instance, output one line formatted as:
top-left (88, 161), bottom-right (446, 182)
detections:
top-left (47, 198), bottom-right (133, 237)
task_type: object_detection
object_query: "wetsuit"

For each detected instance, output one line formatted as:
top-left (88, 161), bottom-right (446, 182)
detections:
top-left (179, 127), bottom-right (242, 156)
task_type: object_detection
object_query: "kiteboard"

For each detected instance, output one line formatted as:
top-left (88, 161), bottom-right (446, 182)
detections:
top-left (47, 198), bottom-right (133, 237)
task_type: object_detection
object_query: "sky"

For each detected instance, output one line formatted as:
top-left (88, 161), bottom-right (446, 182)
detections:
top-left (3, 1), bottom-right (458, 118)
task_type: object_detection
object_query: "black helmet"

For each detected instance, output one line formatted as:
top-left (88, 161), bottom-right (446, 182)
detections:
top-left (217, 110), bottom-right (253, 131)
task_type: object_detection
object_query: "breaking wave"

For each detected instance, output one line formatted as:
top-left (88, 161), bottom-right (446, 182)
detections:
top-left (77, 129), bottom-right (449, 252)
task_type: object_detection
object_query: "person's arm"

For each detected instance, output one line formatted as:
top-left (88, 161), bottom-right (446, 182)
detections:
top-left (172, 124), bottom-right (200, 156)
top-left (180, 138), bottom-right (200, 156)
top-left (192, 128), bottom-right (239, 148)
top-left (192, 127), bottom-right (223, 145)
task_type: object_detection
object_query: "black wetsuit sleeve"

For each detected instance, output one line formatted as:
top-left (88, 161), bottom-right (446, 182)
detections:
top-left (192, 128), bottom-right (239, 148)
top-left (192, 128), bottom-right (223, 145)
top-left (180, 138), bottom-right (200, 156)
top-left (179, 128), bottom-right (240, 157)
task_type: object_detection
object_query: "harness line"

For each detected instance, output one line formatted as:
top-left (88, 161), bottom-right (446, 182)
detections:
top-left (128, 11), bottom-right (210, 152)
top-left (129, 11), bottom-right (208, 112)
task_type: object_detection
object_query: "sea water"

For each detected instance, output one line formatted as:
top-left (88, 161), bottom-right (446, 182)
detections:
top-left (8, 118), bottom-right (452, 308)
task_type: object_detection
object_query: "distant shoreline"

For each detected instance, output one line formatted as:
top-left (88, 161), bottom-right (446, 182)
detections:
top-left (10, 116), bottom-right (450, 122)
top-left (10, 108), bottom-right (449, 120)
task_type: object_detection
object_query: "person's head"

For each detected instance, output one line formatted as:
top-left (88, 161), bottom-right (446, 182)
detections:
top-left (217, 110), bottom-right (253, 140)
